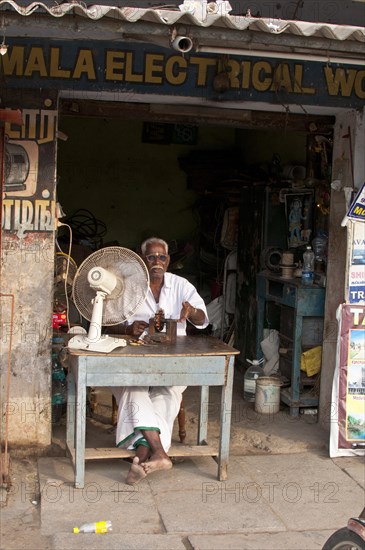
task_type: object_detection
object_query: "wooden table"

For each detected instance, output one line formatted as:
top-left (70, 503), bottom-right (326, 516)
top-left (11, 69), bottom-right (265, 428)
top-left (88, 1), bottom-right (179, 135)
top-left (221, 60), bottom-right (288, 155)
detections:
top-left (66, 335), bottom-right (239, 488)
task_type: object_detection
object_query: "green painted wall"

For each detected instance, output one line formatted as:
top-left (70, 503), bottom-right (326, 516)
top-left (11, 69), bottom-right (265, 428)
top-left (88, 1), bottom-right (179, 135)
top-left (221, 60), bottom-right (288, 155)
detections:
top-left (237, 128), bottom-right (307, 166)
top-left (57, 117), bottom-right (236, 250)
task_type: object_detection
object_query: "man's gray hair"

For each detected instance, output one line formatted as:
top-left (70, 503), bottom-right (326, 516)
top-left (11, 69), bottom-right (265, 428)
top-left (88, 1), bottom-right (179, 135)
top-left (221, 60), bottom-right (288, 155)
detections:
top-left (141, 237), bottom-right (169, 255)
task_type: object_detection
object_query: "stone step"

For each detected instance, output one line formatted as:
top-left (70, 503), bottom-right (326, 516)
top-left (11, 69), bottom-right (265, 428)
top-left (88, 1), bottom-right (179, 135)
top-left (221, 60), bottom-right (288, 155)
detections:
top-left (51, 533), bottom-right (186, 549)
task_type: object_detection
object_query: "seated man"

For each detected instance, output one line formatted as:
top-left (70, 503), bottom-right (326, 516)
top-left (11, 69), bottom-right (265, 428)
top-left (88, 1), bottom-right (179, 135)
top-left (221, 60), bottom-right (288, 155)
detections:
top-left (112, 237), bottom-right (208, 484)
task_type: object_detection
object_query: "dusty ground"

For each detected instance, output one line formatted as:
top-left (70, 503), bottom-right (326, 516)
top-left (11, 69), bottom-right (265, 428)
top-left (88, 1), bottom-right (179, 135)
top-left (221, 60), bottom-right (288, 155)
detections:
top-left (1, 457), bottom-right (52, 550)
top-left (79, 369), bottom-right (326, 457)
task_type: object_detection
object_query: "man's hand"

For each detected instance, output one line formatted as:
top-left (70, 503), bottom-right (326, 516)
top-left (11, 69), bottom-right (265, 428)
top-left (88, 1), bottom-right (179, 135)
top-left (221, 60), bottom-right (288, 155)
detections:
top-left (180, 302), bottom-right (205, 325)
top-left (128, 320), bottom-right (149, 337)
top-left (179, 301), bottom-right (193, 322)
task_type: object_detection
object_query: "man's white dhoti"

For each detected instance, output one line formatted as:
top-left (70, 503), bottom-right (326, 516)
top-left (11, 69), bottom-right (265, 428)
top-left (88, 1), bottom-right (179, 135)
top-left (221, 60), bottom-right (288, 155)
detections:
top-left (112, 271), bottom-right (209, 454)
top-left (112, 386), bottom-right (186, 452)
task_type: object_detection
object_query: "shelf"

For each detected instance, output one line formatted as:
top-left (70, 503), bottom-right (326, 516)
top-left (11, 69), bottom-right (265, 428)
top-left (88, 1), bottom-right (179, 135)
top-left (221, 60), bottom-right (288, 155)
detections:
top-left (281, 388), bottom-right (319, 408)
top-left (256, 272), bottom-right (325, 416)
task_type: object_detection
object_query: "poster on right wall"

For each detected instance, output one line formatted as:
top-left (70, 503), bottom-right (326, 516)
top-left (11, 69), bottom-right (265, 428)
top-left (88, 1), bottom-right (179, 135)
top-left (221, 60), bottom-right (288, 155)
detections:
top-left (330, 212), bottom-right (365, 457)
top-left (329, 304), bottom-right (365, 457)
top-left (348, 220), bottom-right (365, 304)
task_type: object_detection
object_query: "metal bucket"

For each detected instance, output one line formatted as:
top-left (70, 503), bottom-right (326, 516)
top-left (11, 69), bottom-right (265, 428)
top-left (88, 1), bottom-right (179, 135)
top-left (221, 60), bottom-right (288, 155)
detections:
top-left (255, 376), bottom-right (281, 414)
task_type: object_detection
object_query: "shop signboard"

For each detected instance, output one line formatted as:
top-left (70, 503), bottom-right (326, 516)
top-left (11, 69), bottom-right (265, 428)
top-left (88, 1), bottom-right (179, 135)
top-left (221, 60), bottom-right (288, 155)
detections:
top-left (347, 192), bottom-right (365, 304)
top-left (0, 39), bottom-right (364, 109)
top-left (1, 92), bottom-right (58, 235)
top-left (346, 182), bottom-right (365, 223)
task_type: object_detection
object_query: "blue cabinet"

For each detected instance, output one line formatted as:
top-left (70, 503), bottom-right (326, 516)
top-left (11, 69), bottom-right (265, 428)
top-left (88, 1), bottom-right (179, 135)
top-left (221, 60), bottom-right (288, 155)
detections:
top-left (256, 271), bottom-right (325, 416)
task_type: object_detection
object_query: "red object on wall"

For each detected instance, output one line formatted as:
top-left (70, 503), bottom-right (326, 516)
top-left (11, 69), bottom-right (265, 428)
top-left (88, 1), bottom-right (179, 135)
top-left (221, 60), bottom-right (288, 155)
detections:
top-left (52, 312), bottom-right (67, 329)
top-left (0, 109), bottom-right (23, 126)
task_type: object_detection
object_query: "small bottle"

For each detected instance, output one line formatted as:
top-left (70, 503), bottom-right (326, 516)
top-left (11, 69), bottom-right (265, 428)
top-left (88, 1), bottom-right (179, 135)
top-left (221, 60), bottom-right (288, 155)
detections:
top-left (301, 246), bottom-right (315, 286)
top-left (243, 358), bottom-right (264, 402)
top-left (73, 520), bottom-right (112, 534)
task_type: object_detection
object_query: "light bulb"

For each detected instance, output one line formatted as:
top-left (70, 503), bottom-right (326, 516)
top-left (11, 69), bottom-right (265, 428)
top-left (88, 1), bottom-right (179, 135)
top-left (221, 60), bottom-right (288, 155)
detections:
top-left (0, 42), bottom-right (7, 56)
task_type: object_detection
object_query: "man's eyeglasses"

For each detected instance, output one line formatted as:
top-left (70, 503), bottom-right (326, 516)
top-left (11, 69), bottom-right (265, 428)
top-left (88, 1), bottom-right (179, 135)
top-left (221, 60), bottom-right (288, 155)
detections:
top-left (145, 254), bottom-right (168, 263)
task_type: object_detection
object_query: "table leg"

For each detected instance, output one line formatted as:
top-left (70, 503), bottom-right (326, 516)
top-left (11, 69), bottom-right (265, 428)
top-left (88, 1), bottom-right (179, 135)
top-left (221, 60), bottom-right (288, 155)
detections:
top-left (66, 369), bottom-right (75, 454)
top-left (256, 296), bottom-right (265, 359)
top-left (290, 315), bottom-right (303, 417)
top-left (74, 365), bottom-right (87, 489)
top-left (218, 355), bottom-right (234, 481)
top-left (198, 386), bottom-right (209, 444)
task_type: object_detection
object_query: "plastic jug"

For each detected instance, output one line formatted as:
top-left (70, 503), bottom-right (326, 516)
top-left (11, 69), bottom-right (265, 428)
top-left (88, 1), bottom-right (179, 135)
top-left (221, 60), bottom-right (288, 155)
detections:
top-left (243, 358), bottom-right (264, 402)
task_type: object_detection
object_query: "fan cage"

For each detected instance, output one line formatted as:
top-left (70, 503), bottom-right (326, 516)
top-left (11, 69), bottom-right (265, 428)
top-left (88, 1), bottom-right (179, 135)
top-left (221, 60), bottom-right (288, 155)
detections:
top-left (72, 247), bottom-right (149, 325)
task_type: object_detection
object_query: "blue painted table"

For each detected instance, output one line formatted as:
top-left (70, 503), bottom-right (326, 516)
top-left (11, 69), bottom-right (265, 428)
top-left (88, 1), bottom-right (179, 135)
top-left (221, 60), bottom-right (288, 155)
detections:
top-left (256, 271), bottom-right (325, 416)
top-left (66, 335), bottom-right (239, 488)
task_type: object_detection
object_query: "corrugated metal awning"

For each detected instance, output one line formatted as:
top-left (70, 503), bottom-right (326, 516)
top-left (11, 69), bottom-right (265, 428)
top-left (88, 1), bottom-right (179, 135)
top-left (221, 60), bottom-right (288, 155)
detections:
top-left (1, 0), bottom-right (364, 38)
top-left (1, 0), bottom-right (364, 62)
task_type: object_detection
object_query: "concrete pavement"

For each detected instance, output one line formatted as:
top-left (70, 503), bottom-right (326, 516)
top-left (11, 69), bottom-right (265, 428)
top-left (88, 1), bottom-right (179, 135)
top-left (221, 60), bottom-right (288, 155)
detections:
top-left (36, 449), bottom-right (364, 550)
top-left (2, 375), bottom-right (364, 550)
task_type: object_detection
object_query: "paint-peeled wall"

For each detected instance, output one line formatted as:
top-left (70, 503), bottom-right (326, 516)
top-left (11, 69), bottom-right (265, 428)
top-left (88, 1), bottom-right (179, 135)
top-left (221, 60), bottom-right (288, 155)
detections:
top-left (319, 107), bottom-right (365, 432)
top-left (1, 89), bottom-right (58, 448)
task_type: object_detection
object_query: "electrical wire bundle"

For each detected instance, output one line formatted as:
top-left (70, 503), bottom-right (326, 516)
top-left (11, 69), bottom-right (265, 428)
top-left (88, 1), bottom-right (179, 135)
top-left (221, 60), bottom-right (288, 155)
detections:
top-left (62, 208), bottom-right (107, 250)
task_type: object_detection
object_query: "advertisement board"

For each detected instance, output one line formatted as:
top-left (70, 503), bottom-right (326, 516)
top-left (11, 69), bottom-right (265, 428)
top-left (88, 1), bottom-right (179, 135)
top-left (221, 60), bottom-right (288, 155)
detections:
top-left (330, 304), bottom-right (365, 457)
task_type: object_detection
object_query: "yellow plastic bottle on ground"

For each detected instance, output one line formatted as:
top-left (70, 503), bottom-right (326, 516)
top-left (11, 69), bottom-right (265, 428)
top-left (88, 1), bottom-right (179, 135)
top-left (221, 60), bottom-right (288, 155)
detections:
top-left (73, 520), bottom-right (112, 534)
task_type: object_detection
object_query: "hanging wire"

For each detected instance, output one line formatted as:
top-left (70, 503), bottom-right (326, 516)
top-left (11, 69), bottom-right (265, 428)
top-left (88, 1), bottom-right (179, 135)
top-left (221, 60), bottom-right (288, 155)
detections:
top-left (62, 208), bottom-right (107, 249)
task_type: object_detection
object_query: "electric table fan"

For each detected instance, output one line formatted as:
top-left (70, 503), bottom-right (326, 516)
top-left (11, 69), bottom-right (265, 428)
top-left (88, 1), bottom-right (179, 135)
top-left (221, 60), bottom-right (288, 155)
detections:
top-left (68, 247), bottom-right (149, 352)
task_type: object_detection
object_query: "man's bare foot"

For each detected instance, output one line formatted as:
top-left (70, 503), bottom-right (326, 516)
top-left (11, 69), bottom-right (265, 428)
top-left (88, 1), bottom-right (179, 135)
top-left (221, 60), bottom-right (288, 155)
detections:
top-left (141, 452), bottom-right (173, 475)
top-left (126, 457), bottom-right (147, 485)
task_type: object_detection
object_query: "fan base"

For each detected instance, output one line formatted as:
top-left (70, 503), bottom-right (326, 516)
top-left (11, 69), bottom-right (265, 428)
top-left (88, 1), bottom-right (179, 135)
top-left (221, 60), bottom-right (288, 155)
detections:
top-left (68, 334), bottom-right (127, 353)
